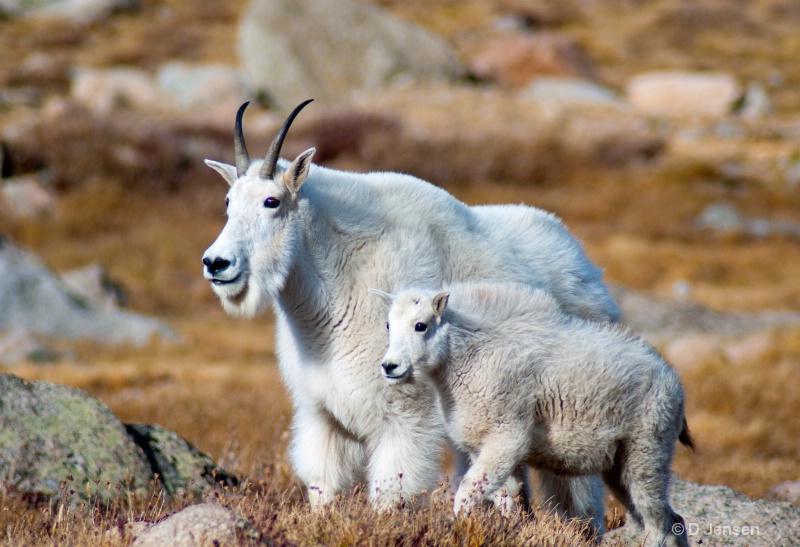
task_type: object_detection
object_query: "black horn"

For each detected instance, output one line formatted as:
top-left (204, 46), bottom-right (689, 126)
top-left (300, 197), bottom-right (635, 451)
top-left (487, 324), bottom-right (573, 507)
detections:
top-left (234, 101), bottom-right (251, 177)
top-left (260, 99), bottom-right (314, 180)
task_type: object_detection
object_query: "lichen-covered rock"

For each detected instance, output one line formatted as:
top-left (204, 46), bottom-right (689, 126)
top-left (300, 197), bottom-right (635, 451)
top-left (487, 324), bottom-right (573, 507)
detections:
top-left (0, 374), bottom-right (238, 507)
top-left (125, 424), bottom-right (237, 496)
top-left (0, 373), bottom-right (153, 504)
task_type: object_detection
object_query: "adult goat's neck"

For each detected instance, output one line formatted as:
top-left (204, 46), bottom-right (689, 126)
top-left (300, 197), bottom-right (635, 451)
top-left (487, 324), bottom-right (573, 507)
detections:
top-left (272, 176), bottom-right (382, 355)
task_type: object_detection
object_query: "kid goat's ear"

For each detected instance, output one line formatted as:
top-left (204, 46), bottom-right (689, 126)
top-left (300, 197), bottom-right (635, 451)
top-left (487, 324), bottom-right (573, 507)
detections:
top-left (284, 147), bottom-right (315, 197)
top-left (368, 288), bottom-right (394, 305)
top-left (431, 292), bottom-right (450, 318)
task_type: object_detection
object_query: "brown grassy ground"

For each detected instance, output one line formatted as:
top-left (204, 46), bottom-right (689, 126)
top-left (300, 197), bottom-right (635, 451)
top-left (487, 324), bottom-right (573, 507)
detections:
top-left (2, 0), bottom-right (800, 544)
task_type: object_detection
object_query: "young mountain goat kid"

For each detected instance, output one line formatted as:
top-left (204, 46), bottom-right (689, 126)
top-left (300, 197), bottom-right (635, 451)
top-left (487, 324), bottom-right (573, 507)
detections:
top-left (374, 283), bottom-right (693, 547)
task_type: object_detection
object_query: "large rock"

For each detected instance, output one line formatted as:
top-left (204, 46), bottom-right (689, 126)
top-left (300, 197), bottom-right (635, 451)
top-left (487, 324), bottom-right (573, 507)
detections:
top-left (0, 238), bottom-right (178, 348)
top-left (604, 477), bottom-right (800, 546)
top-left (237, 0), bottom-right (462, 108)
top-left (125, 424), bottom-right (238, 497)
top-left (0, 374), bottom-right (237, 505)
top-left (155, 62), bottom-right (244, 111)
top-left (610, 284), bottom-right (800, 346)
top-left (0, 373), bottom-right (153, 504)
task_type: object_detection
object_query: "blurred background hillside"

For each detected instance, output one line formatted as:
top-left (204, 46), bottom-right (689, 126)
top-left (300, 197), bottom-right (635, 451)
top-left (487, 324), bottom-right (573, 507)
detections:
top-left (1, 0), bottom-right (799, 519)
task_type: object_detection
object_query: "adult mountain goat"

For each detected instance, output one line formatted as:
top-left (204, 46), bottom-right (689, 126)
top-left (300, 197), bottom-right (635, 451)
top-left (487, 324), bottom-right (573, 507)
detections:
top-left (201, 100), bottom-right (620, 521)
top-left (375, 282), bottom-right (693, 547)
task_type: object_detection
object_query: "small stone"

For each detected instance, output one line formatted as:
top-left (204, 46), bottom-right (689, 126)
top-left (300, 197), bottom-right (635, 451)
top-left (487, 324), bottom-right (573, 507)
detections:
top-left (626, 71), bottom-right (741, 118)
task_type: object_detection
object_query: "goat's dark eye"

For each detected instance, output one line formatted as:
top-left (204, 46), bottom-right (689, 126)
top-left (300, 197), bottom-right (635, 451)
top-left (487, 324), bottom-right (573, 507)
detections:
top-left (225, 197), bottom-right (229, 207)
top-left (415, 322), bottom-right (427, 332)
top-left (264, 197), bottom-right (280, 208)
top-left (386, 322), bottom-right (389, 330)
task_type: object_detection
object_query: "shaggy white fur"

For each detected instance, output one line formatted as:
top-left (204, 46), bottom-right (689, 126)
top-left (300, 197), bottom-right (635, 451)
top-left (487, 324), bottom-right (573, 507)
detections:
top-left (202, 102), bottom-right (619, 520)
top-left (377, 282), bottom-right (693, 547)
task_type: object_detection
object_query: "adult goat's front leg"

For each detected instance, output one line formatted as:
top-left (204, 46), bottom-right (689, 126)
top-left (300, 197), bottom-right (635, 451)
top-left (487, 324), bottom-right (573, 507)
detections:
top-left (290, 404), bottom-right (366, 510)
top-left (367, 420), bottom-right (444, 511)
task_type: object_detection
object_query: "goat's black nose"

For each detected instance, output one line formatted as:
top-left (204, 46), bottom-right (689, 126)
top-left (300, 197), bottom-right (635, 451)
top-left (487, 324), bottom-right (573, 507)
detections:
top-left (203, 257), bottom-right (230, 275)
top-left (381, 362), bottom-right (399, 374)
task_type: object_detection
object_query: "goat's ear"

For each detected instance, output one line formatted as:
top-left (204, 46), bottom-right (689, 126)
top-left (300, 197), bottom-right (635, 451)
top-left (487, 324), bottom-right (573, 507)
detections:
top-left (368, 288), bottom-right (394, 305)
top-left (283, 147), bottom-right (315, 197)
top-left (431, 292), bottom-right (450, 318)
top-left (205, 159), bottom-right (239, 187)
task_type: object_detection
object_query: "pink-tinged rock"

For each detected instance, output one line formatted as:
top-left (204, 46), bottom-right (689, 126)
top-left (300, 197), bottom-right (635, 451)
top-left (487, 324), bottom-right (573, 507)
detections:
top-left (663, 333), bottom-right (722, 371)
top-left (626, 71), bottom-right (741, 118)
top-left (468, 32), bottom-right (596, 88)
top-left (71, 67), bottom-right (166, 115)
top-left (764, 480), bottom-right (800, 507)
top-left (722, 332), bottom-right (774, 365)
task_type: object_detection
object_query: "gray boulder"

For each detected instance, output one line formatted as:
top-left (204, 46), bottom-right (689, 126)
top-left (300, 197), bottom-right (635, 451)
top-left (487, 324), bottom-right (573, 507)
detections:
top-left (605, 477), bottom-right (800, 546)
top-left (0, 0), bottom-right (138, 22)
top-left (0, 373), bottom-right (153, 504)
top-left (125, 424), bottom-right (238, 497)
top-left (520, 76), bottom-right (624, 112)
top-left (0, 374), bottom-right (237, 505)
top-left (237, 0), bottom-right (462, 108)
top-left (0, 238), bottom-right (178, 348)
top-left (610, 284), bottom-right (800, 346)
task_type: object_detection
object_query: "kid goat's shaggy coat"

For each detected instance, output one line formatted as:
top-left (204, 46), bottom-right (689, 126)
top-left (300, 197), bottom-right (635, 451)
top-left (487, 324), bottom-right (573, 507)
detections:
top-left (377, 282), bottom-right (693, 547)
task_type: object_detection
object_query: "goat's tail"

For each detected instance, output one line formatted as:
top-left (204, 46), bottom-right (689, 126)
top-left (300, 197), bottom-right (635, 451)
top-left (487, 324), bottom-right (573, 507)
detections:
top-left (679, 416), bottom-right (695, 451)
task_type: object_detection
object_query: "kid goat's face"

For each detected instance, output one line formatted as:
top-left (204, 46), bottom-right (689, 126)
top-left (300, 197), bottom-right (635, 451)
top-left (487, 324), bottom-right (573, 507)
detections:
top-left (377, 291), bottom-right (450, 383)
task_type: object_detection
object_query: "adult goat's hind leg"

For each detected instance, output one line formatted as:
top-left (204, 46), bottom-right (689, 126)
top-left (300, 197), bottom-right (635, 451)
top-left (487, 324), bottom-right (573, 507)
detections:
top-left (538, 471), bottom-right (606, 539)
top-left (290, 404), bottom-right (366, 510)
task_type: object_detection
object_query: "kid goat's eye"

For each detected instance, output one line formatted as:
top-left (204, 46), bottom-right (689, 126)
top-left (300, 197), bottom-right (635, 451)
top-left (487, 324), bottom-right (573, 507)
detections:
top-left (415, 322), bottom-right (427, 332)
top-left (264, 197), bottom-right (280, 208)
top-left (386, 322), bottom-right (389, 330)
top-left (225, 197), bottom-right (229, 207)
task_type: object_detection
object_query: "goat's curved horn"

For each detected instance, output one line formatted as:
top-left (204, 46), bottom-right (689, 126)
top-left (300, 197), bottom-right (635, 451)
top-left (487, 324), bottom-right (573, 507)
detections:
top-left (260, 99), bottom-right (314, 180)
top-left (234, 101), bottom-right (251, 177)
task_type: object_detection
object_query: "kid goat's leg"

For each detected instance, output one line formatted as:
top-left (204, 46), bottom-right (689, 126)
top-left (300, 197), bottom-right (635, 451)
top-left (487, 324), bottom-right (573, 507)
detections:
top-left (455, 434), bottom-right (528, 515)
top-left (623, 439), bottom-right (688, 547)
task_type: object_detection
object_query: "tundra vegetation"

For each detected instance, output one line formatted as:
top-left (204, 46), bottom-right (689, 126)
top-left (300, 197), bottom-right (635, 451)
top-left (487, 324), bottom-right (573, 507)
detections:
top-left (1, 0), bottom-right (800, 545)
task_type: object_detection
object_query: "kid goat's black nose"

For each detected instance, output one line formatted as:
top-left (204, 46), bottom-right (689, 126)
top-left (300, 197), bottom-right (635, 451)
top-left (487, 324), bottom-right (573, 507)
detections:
top-left (203, 257), bottom-right (230, 275)
top-left (381, 362), bottom-right (399, 374)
